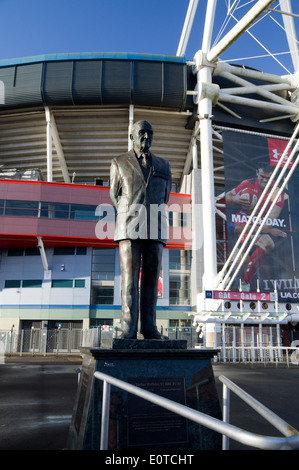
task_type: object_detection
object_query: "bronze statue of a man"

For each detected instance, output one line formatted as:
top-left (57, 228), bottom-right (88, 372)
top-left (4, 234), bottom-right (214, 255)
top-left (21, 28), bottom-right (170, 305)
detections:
top-left (110, 120), bottom-right (172, 339)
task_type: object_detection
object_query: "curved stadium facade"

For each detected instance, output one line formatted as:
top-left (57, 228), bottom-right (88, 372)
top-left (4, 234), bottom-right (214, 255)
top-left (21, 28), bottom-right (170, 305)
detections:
top-left (0, 52), bottom-right (298, 353)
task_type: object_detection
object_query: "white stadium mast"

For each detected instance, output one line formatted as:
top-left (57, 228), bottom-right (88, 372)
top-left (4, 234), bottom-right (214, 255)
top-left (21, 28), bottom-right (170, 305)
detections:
top-left (177, 0), bottom-right (299, 329)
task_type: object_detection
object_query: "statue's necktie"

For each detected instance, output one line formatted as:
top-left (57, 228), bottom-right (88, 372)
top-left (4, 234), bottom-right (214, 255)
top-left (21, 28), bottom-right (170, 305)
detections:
top-left (141, 153), bottom-right (148, 168)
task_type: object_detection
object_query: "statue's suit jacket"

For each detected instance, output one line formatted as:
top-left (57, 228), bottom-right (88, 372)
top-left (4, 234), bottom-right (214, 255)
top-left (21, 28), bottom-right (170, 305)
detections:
top-left (110, 149), bottom-right (172, 245)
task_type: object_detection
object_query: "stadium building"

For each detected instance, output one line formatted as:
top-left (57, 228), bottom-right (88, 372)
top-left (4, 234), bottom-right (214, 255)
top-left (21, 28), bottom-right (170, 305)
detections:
top-left (0, 42), bottom-right (299, 354)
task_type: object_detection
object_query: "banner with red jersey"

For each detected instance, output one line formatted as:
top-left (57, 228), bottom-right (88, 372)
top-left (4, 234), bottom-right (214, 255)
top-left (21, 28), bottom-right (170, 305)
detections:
top-left (222, 131), bottom-right (299, 302)
top-left (267, 138), bottom-right (294, 169)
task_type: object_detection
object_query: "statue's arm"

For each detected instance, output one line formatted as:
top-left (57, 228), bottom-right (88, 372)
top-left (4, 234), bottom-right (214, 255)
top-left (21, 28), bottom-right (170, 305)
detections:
top-left (110, 159), bottom-right (120, 208)
top-left (165, 161), bottom-right (172, 204)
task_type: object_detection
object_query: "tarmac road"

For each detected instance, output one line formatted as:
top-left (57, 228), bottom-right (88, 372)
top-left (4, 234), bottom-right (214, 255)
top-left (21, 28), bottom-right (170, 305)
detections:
top-left (0, 356), bottom-right (81, 451)
top-left (213, 362), bottom-right (299, 450)
top-left (0, 356), bottom-right (298, 451)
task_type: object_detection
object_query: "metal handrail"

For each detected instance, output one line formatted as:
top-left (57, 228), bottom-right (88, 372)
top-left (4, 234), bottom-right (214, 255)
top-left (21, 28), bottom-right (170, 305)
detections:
top-left (94, 371), bottom-right (299, 451)
top-left (220, 375), bottom-right (298, 450)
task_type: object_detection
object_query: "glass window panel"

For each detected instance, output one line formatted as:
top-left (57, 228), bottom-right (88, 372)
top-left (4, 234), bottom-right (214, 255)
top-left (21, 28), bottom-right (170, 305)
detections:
top-left (169, 249), bottom-right (191, 270)
top-left (90, 318), bottom-right (113, 327)
top-left (24, 247), bottom-right (40, 256)
top-left (70, 204), bottom-right (98, 220)
top-left (91, 249), bottom-right (115, 303)
top-left (0, 200), bottom-right (4, 215)
top-left (91, 286), bottom-right (114, 305)
top-left (169, 250), bottom-right (191, 305)
top-left (92, 258), bottom-right (115, 267)
top-left (167, 211), bottom-right (191, 228)
top-left (7, 248), bottom-right (23, 256)
top-left (91, 263), bottom-right (115, 272)
top-left (76, 247), bottom-right (87, 255)
top-left (40, 202), bottom-right (70, 219)
top-left (5, 200), bottom-right (38, 217)
top-left (74, 279), bottom-right (85, 288)
top-left (5, 280), bottom-right (21, 288)
top-left (91, 273), bottom-right (115, 281)
top-left (53, 247), bottom-right (75, 255)
top-left (92, 251), bottom-right (115, 259)
top-left (51, 279), bottom-right (73, 288)
top-left (22, 279), bottom-right (42, 288)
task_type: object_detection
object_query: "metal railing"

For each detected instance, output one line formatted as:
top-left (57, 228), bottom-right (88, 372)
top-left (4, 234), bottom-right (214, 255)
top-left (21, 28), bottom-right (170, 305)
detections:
top-left (1, 326), bottom-right (299, 365)
top-left (0, 328), bottom-right (100, 357)
top-left (94, 371), bottom-right (299, 451)
top-left (215, 345), bottom-right (299, 367)
top-left (220, 375), bottom-right (298, 450)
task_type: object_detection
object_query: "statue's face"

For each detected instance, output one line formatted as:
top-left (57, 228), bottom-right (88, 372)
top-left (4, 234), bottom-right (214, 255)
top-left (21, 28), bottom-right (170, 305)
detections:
top-left (131, 121), bottom-right (153, 153)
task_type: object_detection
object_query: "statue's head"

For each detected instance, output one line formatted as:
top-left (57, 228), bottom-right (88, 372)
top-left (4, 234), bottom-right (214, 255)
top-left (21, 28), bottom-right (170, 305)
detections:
top-left (130, 120), bottom-right (153, 154)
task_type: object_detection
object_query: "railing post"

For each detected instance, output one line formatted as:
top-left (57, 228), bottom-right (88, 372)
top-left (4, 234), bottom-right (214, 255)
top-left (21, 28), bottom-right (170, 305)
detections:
top-left (100, 380), bottom-right (111, 450)
top-left (251, 326), bottom-right (255, 362)
top-left (56, 329), bottom-right (60, 356)
top-left (269, 327), bottom-right (274, 361)
top-left (222, 323), bottom-right (226, 362)
top-left (274, 347), bottom-right (278, 366)
top-left (276, 324), bottom-right (282, 361)
top-left (222, 383), bottom-right (230, 450)
top-left (20, 329), bottom-right (24, 357)
top-left (31, 328), bottom-right (36, 356)
top-left (259, 324), bottom-right (264, 363)
top-left (232, 327), bottom-right (236, 363)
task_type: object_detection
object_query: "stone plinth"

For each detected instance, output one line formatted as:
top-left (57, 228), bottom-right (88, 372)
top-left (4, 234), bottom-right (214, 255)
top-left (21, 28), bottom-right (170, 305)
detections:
top-left (67, 341), bottom-right (222, 450)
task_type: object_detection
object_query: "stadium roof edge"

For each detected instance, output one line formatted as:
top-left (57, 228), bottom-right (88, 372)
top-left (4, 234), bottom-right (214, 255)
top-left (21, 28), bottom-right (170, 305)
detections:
top-left (0, 51), bottom-right (187, 68)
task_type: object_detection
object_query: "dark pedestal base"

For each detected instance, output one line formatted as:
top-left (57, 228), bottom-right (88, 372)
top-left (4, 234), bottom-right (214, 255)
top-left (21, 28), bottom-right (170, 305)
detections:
top-left (112, 338), bottom-right (188, 349)
top-left (66, 342), bottom-right (222, 451)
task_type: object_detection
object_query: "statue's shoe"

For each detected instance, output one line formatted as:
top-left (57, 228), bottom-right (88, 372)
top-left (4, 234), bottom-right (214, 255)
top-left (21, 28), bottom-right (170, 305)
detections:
top-left (141, 329), bottom-right (169, 340)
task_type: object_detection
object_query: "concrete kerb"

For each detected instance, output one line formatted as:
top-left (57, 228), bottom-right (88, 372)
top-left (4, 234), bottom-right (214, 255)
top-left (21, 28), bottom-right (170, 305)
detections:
top-left (3, 354), bottom-right (82, 364)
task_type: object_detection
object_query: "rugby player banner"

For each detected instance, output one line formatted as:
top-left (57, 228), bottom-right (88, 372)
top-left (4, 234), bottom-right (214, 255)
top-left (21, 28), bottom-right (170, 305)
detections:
top-left (222, 131), bottom-right (299, 302)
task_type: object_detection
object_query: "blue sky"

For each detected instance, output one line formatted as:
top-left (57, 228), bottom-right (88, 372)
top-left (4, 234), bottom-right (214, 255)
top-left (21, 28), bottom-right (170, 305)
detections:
top-left (0, 0), bottom-right (298, 75)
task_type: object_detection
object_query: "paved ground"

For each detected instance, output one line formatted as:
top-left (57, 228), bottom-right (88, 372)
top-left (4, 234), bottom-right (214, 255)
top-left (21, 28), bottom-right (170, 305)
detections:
top-left (0, 356), bottom-right (298, 451)
top-left (0, 356), bottom-right (81, 451)
top-left (213, 362), bottom-right (299, 450)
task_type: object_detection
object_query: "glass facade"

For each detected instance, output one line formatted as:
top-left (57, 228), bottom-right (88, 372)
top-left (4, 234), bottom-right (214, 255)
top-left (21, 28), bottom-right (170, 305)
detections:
top-left (169, 249), bottom-right (191, 305)
top-left (0, 199), bottom-right (99, 221)
top-left (89, 248), bottom-right (192, 307)
top-left (1, 244), bottom-right (193, 335)
top-left (2, 245), bottom-right (192, 305)
top-left (53, 247), bottom-right (87, 255)
top-left (4, 279), bottom-right (85, 288)
top-left (91, 248), bottom-right (115, 305)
